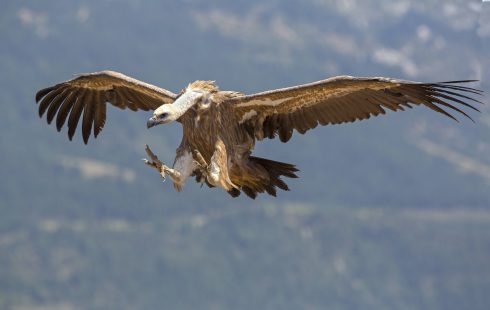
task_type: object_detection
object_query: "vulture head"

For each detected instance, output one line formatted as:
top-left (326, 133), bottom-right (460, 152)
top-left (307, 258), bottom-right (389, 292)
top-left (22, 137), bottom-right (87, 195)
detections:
top-left (147, 80), bottom-right (217, 128)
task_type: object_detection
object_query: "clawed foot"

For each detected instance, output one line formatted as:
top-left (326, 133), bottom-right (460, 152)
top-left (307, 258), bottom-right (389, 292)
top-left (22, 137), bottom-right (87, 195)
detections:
top-left (192, 149), bottom-right (208, 170)
top-left (192, 149), bottom-right (208, 185)
top-left (143, 144), bottom-right (168, 180)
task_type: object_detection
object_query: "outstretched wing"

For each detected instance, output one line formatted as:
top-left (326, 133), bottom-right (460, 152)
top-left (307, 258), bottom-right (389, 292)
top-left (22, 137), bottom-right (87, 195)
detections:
top-left (36, 70), bottom-right (177, 143)
top-left (229, 76), bottom-right (483, 142)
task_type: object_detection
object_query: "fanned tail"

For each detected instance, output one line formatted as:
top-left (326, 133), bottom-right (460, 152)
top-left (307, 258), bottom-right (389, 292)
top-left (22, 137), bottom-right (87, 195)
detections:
top-left (229, 156), bottom-right (299, 199)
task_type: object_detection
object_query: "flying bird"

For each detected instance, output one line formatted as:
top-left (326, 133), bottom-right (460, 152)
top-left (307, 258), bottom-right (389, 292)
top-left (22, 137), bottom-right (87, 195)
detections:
top-left (36, 71), bottom-right (483, 198)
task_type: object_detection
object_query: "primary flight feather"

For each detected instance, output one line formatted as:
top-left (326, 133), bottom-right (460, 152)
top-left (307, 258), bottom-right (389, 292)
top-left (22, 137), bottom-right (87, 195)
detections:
top-left (36, 70), bottom-right (484, 198)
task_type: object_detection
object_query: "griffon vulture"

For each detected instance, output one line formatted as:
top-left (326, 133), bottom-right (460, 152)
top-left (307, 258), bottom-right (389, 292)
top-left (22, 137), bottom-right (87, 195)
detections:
top-left (36, 71), bottom-right (484, 198)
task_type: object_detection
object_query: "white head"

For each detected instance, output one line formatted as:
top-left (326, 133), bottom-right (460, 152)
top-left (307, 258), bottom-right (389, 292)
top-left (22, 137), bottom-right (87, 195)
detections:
top-left (147, 81), bottom-right (217, 128)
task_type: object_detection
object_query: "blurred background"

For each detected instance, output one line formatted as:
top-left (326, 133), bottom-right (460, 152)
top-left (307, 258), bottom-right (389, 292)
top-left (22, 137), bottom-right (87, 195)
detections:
top-left (1, 0), bottom-right (489, 309)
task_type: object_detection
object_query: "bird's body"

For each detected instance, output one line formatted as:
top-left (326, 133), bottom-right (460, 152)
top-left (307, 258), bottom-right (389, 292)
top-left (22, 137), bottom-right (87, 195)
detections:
top-left (156, 81), bottom-right (297, 198)
top-left (36, 71), bottom-right (483, 198)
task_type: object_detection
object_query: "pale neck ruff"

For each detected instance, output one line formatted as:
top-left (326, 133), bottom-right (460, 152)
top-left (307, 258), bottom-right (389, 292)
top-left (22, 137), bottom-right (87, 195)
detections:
top-left (172, 90), bottom-right (202, 117)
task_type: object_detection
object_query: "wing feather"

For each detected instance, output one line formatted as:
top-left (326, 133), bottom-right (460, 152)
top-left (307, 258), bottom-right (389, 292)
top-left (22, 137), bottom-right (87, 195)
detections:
top-left (113, 90), bottom-right (127, 108)
top-left (46, 88), bottom-right (70, 124)
top-left (116, 87), bottom-right (139, 111)
top-left (82, 91), bottom-right (96, 144)
top-left (93, 91), bottom-right (106, 138)
top-left (56, 90), bottom-right (79, 132)
top-left (428, 95), bottom-right (473, 122)
top-left (278, 117), bottom-right (293, 142)
top-left (230, 77), bottom-right (483, 142)
top-left (396, 86), bottom-right (459, 121)
top-left (39, 85), bottom-right (69, 117)
top-left (36, 85), bottom-right (57, 103)
top-left (68, 90), bottom-right (87, 141)
top-left (426, 88), bottom-right (482, 111)
top-left (432, 83), bottom-right (483, 95)
top-left (36, 70), bottom-right (177, 143)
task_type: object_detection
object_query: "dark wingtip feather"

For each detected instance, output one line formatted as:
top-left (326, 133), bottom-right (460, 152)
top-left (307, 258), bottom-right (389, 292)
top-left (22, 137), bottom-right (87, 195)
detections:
top-left (46, 90), bottom-right (71, 125)
top-left (67, 91), bottom-right (86, 142)
top-left (439, 80), bottom-right (479, 84)
top-left (82, 99), bottom-right (95, 145)
top-left (432, 83), bottom-right (484, 95)
top-left (412, 81), bottom-right (485, 122)
top-left (35, 86), bottom-right (56, 103)
top-left (38, 89), bottom-right (61, 118)
top-left (94, 122), bottom-right (105, 138)
top-left (443, 110), bottom-right (459, 122)
top-left (429, 87), bottom-right (484, 108)
top-left (67, 119), bottom-right (78, 141)
top-left (428, 95), bottom-right (474, 122)
top-left (68, 128), bottom-right (76, 141)
top-left (56, 92), bottom-right (78, 132)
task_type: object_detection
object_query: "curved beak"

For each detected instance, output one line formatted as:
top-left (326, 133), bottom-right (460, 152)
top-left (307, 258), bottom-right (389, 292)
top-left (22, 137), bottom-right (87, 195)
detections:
top-left (147, 116), bottom-right (158, 129)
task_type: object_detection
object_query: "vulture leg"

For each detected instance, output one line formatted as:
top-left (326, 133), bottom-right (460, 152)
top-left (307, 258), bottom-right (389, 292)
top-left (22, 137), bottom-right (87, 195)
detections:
top-left (143, 144), bottom-right (196, 191)
top-left (143, 144), bottom-right (170, 179)
top-left (192, 149), bottom-right (209, 185)
top-left (206, 139), bottom-right (239, 192)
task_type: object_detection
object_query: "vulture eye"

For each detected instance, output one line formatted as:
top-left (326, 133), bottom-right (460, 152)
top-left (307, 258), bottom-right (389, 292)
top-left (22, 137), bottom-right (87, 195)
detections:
top-left (201, 97), bottom-right (211, 107)
top-left (159, 113), bottom-right (168, 119)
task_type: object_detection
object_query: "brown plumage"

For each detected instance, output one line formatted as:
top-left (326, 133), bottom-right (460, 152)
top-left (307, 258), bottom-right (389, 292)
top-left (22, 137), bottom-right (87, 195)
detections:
top-left (36, 71), bottom-right (484, 198)
top-left (36, 71), bottom-right (176, 143)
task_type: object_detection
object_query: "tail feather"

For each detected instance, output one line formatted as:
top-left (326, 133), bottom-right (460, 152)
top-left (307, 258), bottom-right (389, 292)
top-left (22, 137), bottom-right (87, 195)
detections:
top-left (231, 156), bottom-right (298, 199)
top-left (251, 157), bottom-right (299, 179)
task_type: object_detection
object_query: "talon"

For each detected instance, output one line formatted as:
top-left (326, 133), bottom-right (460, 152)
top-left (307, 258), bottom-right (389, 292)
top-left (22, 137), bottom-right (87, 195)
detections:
top-left (143, 144), bottom-right (181, 186)
top-left (192, 149), bottom-right (208, 168)
top-left (145, 144), bottom-right (162, 163)
top-left (193, 160), bottom-right (204, 170)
